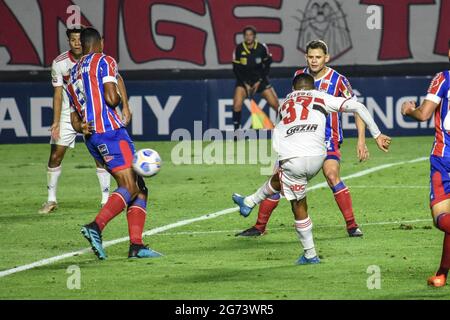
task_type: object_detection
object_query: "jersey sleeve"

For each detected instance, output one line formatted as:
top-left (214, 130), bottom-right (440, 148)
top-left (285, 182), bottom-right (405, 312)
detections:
top-left (232, 46), bottom-right (247, 83)
top-left (336, 75), bottom-right (355, 99)
top-left (426, 72), bottom-right (448, 104)
top-left (51, 60), bottom-right (63, 87)
top-left (321, 92), bottom-right (349, 113)
top-left (99, 56), bottom-right (119, 84)
top-left (261, 43), bottom-right (273, 78)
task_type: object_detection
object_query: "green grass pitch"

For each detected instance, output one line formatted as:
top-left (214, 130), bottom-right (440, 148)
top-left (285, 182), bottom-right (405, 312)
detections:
top-left (0, 136), bottom-right (449, 299)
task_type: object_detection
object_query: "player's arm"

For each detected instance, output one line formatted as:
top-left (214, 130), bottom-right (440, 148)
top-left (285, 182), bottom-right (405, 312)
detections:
top-left (117, 74), bottom-right (131, 126)
top-left (70, 111), bottom-right (93, 136)
top-left (232, 46), bottom-right (252, 94)
top-left (50, 86), bottom-right (63, 140)
top-left (50, 61), bottom-right (63, 140)
top-left (338, 76), bottom-right (369, 161)
top-left (252, 43), bottom-right (273, 95)
top-left (354, 114), bottom-right (369, 161)
top-left (401, 100), bottom-right (438, 121)
top-left (101, 56), bottom-right (121, 108)
top-left (338, 99), bottom-right (391, 152)
top-left (403, 72), bottom-right (447, 122)
top-left (261, 43), bottom-right (273, 78)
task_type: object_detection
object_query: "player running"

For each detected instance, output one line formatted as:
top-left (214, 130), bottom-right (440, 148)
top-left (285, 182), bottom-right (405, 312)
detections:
top-left (38, 26), bottom-right (132, 214)
top-left (236, 40), bottom-right (370, 237)
top-left (233, 73), bottom-right (391, 264)
top-left (401, 40), bottom-right (450, 287)
top-left (67, 27), bottom-right (160, 259)
top-left (232, 26), bottom-right (279, 130)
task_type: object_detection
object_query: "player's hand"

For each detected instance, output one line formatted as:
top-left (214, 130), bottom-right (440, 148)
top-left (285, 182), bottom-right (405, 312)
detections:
top-left (357, 141), bottom-right (370, 162)
top-left (244, 83), bottom-right (252, 97)
top-left (375, 134), bottom-right (391, 152)
top-left (401, 101), bottom-right (416, 116)
top-left (50, 122), bottom-right (60, 141)
top-left (251, 81), bottom-right (261, 96)
top-left (81, 120), bottom-right (94, 136)
top-left (121, 106), bottom-right (132, 126)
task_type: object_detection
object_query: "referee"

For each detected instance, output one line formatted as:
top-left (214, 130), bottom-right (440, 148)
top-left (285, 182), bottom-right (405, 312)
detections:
top-left (232, 26), bottom-right (279, 130)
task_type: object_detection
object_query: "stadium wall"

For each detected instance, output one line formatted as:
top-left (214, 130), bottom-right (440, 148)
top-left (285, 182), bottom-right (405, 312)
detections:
top-left (0, 77), bottom-right (436, 144)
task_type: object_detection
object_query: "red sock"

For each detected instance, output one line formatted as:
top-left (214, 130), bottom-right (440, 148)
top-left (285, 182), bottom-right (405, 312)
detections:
top-left (436, 213), bottom-right (450, 276)
top-left (254, 195), bottom-right (280, 232)
top-left (332, 183), bottom-right (358, 230)
top-left (127, 198), bottom-right (147, 245)
top-left (95, 188), bottom-right (130, 231)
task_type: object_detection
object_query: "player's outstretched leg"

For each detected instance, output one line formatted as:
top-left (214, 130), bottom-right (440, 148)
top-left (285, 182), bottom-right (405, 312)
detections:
top-left (233, 178), bottom-right (278, 218)
top-left (292, 198), bottom-right (320, 265)
top-left (235, 194), bottom-right (280, 237)
top-left (81, 186), bottom-right (132, 260)
top-left (428, 212), bottom-right (450, 287)
top-left (323, 159), bottom-right (363, 237)
top-left (127, 176), bottom-right (162, 258)
top-left (95, 166), bottom-right (111, 207)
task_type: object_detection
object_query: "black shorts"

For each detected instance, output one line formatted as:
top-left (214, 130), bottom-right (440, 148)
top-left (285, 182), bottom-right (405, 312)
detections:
top-left (235, 78), bottom-right (272, 95)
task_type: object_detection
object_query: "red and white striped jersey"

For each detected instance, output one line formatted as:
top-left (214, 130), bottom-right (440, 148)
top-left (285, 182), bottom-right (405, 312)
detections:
top-left (67, 53), bottom-right (124, 134)
top-left (427, 71), bottom-right (450, 158)
top-left (51, 51), bottom-right (77, 123)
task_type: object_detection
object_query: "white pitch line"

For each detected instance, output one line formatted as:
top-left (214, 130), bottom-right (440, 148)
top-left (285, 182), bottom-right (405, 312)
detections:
top-left (0, 156), bottom-right (428, 278)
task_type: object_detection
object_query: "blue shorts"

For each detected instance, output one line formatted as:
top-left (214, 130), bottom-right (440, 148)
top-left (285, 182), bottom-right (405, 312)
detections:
top-left (325, 139), bottom-right (341, 162)
top-left (430, 155), bottom-right (450, 208)
top-left (84, 128), bottom-right (136, 173)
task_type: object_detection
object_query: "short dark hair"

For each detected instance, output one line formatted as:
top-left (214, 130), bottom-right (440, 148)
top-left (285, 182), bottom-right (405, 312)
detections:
top-left (243, 25), bottom-right (257, 36)
top-left (306, 40), bottom-right (329, 55)
top-left (80, 27), bottom-right (102, 48)
top-left (66, 26), bottom-right (84, 38)
top-left (292, 73), bottom-right (315, 90)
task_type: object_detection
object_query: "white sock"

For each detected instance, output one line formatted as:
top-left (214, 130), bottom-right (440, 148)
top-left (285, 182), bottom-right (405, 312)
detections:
top-left (47, 166), bottom-right (61, 203)
top-left (244, 180), bottom-right (277, 207)
top-left (96, 168), bottom-right (111, 204)
top-left (295, 217), bottom-right (317, 259)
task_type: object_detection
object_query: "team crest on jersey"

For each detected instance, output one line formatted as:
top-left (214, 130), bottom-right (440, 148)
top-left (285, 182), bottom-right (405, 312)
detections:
top-left (98, 144), bottom-right (109, 156)
top-left (295, 0), bottom-right (352, 61)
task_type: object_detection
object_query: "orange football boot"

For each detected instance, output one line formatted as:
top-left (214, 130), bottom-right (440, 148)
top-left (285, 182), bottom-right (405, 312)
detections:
top-left (427, 274), bottom-right (447, 287)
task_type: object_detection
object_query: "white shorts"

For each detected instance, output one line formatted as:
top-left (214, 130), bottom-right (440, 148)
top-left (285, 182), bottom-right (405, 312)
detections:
top-left (50, 121), bottom-right (77, 148)
top-left (278, 156), bottom-right (325, 201)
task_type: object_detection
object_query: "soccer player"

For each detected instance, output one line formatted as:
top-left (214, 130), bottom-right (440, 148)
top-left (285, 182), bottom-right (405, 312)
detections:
top-left (233, 73), bottom-right (391, 264)
top-left (38, 26), bottom-right (132, 214)
top-left (232, 26), bottom-right (279, 130)
top-left (67, 27), bottom-right (160, 259)
top-left (401, 40), bottom-right (450, 287)
top-left (236, 40), bottom-right (369, 237)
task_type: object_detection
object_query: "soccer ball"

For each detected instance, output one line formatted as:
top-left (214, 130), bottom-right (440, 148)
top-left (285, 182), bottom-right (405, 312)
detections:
top-left (132, 148), bottom-right (161, 177)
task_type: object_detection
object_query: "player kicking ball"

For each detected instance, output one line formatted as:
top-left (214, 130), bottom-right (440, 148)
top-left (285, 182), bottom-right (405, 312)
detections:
top-left (401, 40), bottom-right (450, 287)
top-left (39, 26), bottom-right (131, 214)
top-left (67, 27), bottom-right (161, 259)
top-left (236, 40), bottom-right (370, 238)
top-left (233, 73), bottom-right (391, 264)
